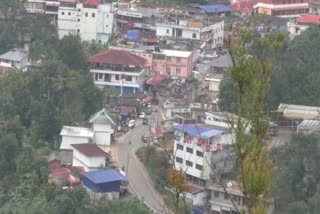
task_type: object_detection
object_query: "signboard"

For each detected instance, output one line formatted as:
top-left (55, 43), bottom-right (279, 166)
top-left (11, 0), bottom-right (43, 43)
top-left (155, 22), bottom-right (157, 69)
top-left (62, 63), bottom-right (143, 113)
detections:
top-left (117, 10), bottom-right (142, 18)
top-left (134, 23), bottom-right (156, 30)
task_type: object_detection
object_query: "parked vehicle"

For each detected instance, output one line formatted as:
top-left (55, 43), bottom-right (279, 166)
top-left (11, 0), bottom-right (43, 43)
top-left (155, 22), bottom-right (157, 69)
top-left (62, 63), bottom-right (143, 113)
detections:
top-left (128, 120), bottom-right (135, 128)
top-left (142, 118), bottom-right (148, 125)
top-left (139, 112), bottom-right (146, 119)
top-left (268, 122), bottom-right (279, 136)
top-left (141, 135), bottom-right (149, 143)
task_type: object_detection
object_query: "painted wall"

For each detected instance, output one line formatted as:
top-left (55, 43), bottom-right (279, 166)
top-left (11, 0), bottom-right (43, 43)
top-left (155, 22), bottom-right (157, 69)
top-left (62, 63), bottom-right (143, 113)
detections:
top-left (72, 149), bottom-right (105, 170)
top-left (60, 135), bottom-right (92, 150)
top-left (156, 25), bottom-right (173, 37)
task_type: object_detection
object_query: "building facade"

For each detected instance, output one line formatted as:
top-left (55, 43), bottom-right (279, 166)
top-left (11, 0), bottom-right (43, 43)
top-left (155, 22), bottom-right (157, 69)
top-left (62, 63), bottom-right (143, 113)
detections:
top-left (253, 0), bottom-right (309, 17)
top-left (173, 125), bottom-right (228, 186)
top-left (58, 0), bottom-right (114, 43)
top-left (155, 17), bottom-right (224, 49)
top-left (152, 49), bottom-right (193, 79)
top-left (0, 48), bottom-right (29, 73)
top-left (89, 48), bottom-right (148, 94)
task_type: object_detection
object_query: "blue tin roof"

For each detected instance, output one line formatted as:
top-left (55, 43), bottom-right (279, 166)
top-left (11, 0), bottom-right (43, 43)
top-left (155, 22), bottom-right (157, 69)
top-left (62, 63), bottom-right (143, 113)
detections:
top-left (175, 124), bottom-right (224, 139)
top-left (82, 169), bottom-right (127, 184)
top-left (196, 5), bottom-right (231, 13)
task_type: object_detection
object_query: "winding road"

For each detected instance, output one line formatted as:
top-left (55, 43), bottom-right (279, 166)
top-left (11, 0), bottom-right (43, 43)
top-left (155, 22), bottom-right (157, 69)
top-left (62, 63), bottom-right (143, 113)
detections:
top-left (114, 117), bottom-right (170, 213)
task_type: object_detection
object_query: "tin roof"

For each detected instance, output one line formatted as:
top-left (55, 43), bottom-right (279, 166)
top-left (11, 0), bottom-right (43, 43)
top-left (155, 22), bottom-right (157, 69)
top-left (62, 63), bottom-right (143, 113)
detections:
top-left (71, 143), bottom-right (108, 157)
top-left (82, 169), bottom-right (127, 184)
top-left (175, 124), bottom-right (224, 139)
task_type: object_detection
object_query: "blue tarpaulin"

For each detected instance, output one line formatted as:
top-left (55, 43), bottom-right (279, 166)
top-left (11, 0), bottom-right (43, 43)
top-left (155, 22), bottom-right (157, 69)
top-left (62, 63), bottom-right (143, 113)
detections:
top-left (127, 30), bottom-right (139, 40)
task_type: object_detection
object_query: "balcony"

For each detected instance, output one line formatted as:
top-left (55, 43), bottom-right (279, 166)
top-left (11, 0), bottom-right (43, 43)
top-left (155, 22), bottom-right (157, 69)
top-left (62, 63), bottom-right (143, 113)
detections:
top-left (90, 64), bottom-right (146, 76)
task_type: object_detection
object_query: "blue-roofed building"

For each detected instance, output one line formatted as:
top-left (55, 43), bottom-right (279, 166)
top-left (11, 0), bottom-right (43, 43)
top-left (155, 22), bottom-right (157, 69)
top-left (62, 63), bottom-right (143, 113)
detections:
top-left (174, 124), bottom-right (235, 187)
top-left (193, 5), bottom-right (231, 16)
top-left (81, 169), bottom-right (127, 199)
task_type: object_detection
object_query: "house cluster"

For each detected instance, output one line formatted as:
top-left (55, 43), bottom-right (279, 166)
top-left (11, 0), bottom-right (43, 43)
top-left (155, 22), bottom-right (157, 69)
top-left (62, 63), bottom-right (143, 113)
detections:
top-left (48, 108), bottom-right (128, 200)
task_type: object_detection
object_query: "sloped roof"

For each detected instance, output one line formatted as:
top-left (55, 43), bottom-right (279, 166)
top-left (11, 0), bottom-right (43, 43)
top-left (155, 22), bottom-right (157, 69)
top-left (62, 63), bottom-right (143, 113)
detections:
top-left (278, 103), bottom-right (320, 120)
top-left (71, 143), bottom-right (107, 157)
top-left (89, 108), bottom-right (116, 125)
top-left (0, 48), bottom-right (28, 62)
top-left (208, 54), bottom-right (233, 68)
top-left (175, 124), bottom-right (224, 139)
top-left (88, 49), bottom-right (147, 67)
top-left (146, 75), bottom-right (167, 86)
top-left (60, 126), bottom-right (94, 138)
top-left (297, 14), bottom-right (320, 25)
top-left (229, 0), bottom-right (271, 13)
top-left (82, 169), bottom-right (127, 184)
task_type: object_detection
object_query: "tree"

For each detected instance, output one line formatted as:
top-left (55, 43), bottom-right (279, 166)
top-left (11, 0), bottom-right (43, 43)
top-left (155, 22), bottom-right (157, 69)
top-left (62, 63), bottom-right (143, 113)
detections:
top-left (221, 20), bottom-right (285, 213)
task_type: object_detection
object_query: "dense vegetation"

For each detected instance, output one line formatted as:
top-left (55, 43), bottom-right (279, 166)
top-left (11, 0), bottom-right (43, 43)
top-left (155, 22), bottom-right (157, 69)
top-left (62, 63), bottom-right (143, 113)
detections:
top-left (219, 26), bottom-right (320, 113)
top-left (0, 6), bottom-right (151, 213)
top-left (271, 134), bottom-right (320, 214)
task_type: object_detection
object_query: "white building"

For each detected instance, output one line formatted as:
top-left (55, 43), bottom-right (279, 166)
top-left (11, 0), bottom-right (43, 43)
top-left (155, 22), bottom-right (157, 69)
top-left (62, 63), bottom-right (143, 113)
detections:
top-left (156, 18), bottom-right (224, 49)
top-left (59, 126), bottom-right (94, 164)
top-left (88, 48), bottom-right (148, 94)
top-left (58, 0), bottom-right (114, 43)
top-left (89, 108), bottom-right (116, 147)
top-left (71, 143), bottom-right (109, 171)
top-left (174, 124), bottom-right (228, 186)
top-left (24, 0), bottom-right (46, 14)
top-left (0, 48), bottom-right (29, 73)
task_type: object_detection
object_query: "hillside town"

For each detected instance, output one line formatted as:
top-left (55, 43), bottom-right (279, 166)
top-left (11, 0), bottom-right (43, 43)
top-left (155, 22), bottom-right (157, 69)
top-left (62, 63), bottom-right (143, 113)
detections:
top-left (0, 0), bottom-right (320, 214)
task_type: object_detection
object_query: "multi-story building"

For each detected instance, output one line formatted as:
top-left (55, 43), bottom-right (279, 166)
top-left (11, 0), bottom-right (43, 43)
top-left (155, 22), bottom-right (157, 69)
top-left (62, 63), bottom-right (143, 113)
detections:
top-left (156, 17), bottom-right (224, 49)
top-left (88, 48), bottom-right (148, 94)
top-left (115, 7), bottom-right (162, 37)
top-left (253, 0), bottom-right (309, 17)
top-left (173, 124), bottom-right (235, 187)
top-left (58, 0), bottom-right (114, 43)
top-left (152, 49), bottom-right (193, 79)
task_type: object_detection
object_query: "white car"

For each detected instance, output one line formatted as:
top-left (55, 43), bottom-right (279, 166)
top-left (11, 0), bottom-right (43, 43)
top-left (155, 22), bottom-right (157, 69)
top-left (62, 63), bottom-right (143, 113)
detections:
top-left (147, 103), bottom-right (152, 108)
top-left (139, 112), bottom-right (146, 119)
top-left (128, 120), bottom-right (135, 128)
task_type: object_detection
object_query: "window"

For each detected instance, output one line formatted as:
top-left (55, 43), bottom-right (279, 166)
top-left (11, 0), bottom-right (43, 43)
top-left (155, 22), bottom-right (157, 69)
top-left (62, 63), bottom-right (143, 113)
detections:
top-left (166, 68), bottom-right (171, 75)
top-left (186, 147), bottom-right (193, 154)
top-left (186, 160), bottom-right (193, 167)
top-left (85, 12), bottom-right (88, 17)
top-left (212, 163), bottom-right (217, 170)
top-left (177, 58), bottom-right (181, 63)
top-left (78, 9), bottom-right (81, 12)
top-left (125, 76), bottom-right (132, 81)
top-left (99, 73), bottom-right (103, 79)
top-left (115, 75), bottom-right (119, 80)
top-left (214, 191), bottom-right (219, 198)
top-left (92, 13), bottom-right (95, 18)
top-left (68, 12), bottom-right (71, 16)
top-left (192, 33), bottom-right (196, 38)
top-left (167, 57), bottom-right (171, 61)
top-left (166, 29), bottom-right (169, 34)
top-left (176, 69), bottom-right (181, 74)
top-left (196, 164), bottom-right (203, 170)
top-left (95, 73), bottom-right (98, 80)
top-left (196, 151), bottom-right (203, 157)
top-left (106, 25), bottom-right (108, 28)
top-left (78, 18), bottom-right (80, 22)
top-left (177, 144), bottom-right (183, 150)
top-left (61, 12), bottom-right (65, 15)
top-left (176, 157), bottom-right (183, 163)
top-left (224, 193), bottom-right (228, 199)
top-left (77, 29), bottom-right (80, 34)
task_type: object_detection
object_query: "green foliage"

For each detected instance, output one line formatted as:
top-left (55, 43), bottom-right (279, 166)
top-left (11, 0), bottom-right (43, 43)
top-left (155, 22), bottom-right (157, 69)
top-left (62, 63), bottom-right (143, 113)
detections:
top-left (271, 134), bottom-right (320, 214)
top-left (267, 26), bottom-right (320, 109)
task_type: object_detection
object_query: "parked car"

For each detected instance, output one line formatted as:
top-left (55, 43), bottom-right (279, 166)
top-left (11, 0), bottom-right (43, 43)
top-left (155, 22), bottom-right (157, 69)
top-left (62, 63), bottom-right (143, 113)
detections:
top-left (139, 112), bottom-right (146, 119)
top-left (141, 135), bottom-right (149, 143)
top-left (142, 118), bottom-right (148, 125)
top-left (147, 103), bottom-right (152, 108)
top-left (145, 108), bottom-right (152, 115)
top-left (128, 120), bottom-right (135, 128)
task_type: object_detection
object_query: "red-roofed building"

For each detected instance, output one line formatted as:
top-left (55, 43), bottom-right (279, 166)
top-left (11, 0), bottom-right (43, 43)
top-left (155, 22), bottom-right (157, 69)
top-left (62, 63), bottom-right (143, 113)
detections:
top-left (84, 0), bottom-right (99, 6)
top-left (146, 75), bottom-right (167, 87)
top-left (71, 143), bottom-right (110, 171)
top-left (297, 14), bottom-right (320, 25)
top-left (89, 49), bottom-right (149, 94)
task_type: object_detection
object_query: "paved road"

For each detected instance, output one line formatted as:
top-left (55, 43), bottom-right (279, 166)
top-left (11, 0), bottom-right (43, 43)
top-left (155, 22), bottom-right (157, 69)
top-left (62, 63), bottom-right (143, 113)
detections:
top-left (114, 118), bottom-right (169, 213)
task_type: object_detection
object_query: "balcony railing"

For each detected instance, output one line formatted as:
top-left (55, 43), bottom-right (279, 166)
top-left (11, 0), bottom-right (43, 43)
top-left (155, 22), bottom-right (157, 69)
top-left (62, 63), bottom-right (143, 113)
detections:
top-left (91, 64), bottom-right (143, 73)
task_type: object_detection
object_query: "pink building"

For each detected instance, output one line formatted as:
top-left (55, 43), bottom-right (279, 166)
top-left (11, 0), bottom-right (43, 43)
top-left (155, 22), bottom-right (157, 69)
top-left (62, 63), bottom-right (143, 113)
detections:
top-left (152, 49), bottom-right (193, 79)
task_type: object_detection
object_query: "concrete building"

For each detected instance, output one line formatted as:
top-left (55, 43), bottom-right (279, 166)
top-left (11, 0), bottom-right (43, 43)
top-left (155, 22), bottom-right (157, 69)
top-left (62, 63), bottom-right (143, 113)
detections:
top-left (156, 17), bottom-right (224, 49)
top-left (89, 48), bottom-right (148, 94)
top-left (0, 48), bottom-right (29, 73)
top-left (71, 143), bottom-right (109, 171)
top-left (24, 0), bottom-right (46, 14)
top-left (253, 0), bottom-right (309, 17)
top-left (45, 0), bottom-right (60, 16)
top-left (152, 49), bottom-right (193, 79)
top-left (59, 126), bottom-right (94, 164)
top-left (89, 108), bottom-right (116, 147)
top-left (174, 124), bottom-right (234, 186)
top-left (209, 181), bottom-right (245, 214)
top-left (58, 0), bottom-right (114, 43)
